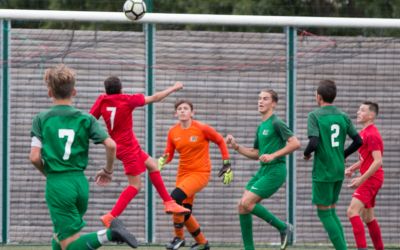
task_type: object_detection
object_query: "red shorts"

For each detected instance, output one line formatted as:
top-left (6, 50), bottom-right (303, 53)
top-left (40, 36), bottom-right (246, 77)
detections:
top-left (352, 177), bottom-right (383, 208)
top-left (117, 148), bottom-right (149, 176)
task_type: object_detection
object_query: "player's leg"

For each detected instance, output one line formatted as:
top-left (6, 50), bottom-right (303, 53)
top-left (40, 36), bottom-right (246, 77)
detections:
top-left (166, 187), bottom-right (187, 250)
top-left (184, 202), bottom-right (209, 249)
top-left (64, 219), bottom-right (138, 249)
top-left (101, 174), bottom-right (141, 227)
top-left (100, 150), bottom-right (145, 226)
top-left (177, 173), bottom-right (209, 249)
top-left (360, 179), bottom-right (384, 250)
top-left (144, 154), bottom-right (190, 215)
top-left (238, 190), bottom-right (255, 250)
top-left (244, 164), bottom-right (291, 250)
top-left (347, 198), bottom-right (367, 249)
top-left (330, 181), bottom-right (346, 243)
top-left (364, 207), bottom-right (384, 250)
top-left (313, 181), bottom-right (347, 250)
top-left (248, 165), bottom-right (287, 230)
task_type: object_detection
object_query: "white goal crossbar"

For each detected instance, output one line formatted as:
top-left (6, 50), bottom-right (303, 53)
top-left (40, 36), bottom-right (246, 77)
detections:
top-left (1, 9), bottom-right (400, 28)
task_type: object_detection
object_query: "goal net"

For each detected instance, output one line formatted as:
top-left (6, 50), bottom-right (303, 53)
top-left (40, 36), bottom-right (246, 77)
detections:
top-left (2, 17), bottom-right (400, 248)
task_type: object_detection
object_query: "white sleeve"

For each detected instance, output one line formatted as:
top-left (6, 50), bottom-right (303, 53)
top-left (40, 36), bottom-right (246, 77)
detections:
top-left (31, 136), bottom-right (42, 148)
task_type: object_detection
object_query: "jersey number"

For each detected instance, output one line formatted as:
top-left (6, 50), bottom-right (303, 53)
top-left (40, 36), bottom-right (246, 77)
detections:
top-left (106, 107), bottom-right (116, 130)
top-left (331, 124), bottom-right (340, 148)
top-left (59, 129), bottom-right (75, 160)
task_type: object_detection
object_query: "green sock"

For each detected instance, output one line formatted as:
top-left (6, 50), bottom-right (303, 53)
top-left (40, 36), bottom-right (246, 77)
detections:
top-left (251, 203), bottom-right (286, 231)
top-left (52, 238), bottom-right (61, 250)
top-left (239, 213), bottom-right (255, 250)
top-left (317, 209), bottom-right (347, 250)
top-left (66, 232), bottom-right (102, 250)
top-left (331, 208), bottom-right (346, 242)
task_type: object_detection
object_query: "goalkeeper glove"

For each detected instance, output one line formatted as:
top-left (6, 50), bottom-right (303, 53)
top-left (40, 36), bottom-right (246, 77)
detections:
top-left (158, 154), bottom-right (168, 171)
top-left (218, 159), bottom-right (233, 185)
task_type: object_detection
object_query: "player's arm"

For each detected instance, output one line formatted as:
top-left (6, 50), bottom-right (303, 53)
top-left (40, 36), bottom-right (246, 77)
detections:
top-left (144, 81), bottom-right (183, 104)
top-left (203, 124), bottom-right (230, 160)
top-left (303, 136), bottom-right (319, 160)
top-left (345, 160), bottom-right (361, 177)
top-left (89, 96), bottom-right (103, 119)
top-left (226, 134), bottom-right (259, 160)
top-left (344, 133), bottom-right (363, 159)
top-left (260, 135), bottom-right (300, 163)
top-left (203, 125), bottom-right (233, 184)
top-left (29, 144), bottom-right (45, 176)
top-left (158, 132), bottom-right (176, 170)
top-left (95, 137), bottom-right (116, 186)
top-left (103, 137), bottom-right (116, 173)
top-left (349, 150), bottom-right (381, 188)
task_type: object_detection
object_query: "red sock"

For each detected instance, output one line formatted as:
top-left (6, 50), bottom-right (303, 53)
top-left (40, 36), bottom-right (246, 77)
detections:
top-left (349, 215), bottom-right (367, 248)
top-left (149, 171), bottom-right (172, 202)
top-left (367, 219), bottom-right (384, 250)
top-left (110, 185), bottom-right (138, 217)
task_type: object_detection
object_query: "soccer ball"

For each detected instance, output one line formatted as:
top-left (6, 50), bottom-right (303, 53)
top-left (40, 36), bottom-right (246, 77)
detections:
top-left (123, 0), bottom-right (147, 21)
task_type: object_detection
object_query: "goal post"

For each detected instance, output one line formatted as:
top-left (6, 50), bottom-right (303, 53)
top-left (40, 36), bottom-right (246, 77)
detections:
top-left (1, 9), bottom-right (400, 248)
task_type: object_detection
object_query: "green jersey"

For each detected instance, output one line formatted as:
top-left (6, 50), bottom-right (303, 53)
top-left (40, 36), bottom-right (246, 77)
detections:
top-left (253, 114), bottom-right (294, 167)
top-left (307, 105), bottom-right (358, 182)
top-left (31, 105), bottom-right (108, 174)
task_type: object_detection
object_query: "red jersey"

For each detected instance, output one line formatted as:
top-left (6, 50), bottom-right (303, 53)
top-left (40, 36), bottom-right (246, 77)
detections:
top-left (358, 124), bottom-right (384, 181)
top-left (164, 120), bottom-right (230, 174)
top-left (90, 93), bottom-right (145, 151)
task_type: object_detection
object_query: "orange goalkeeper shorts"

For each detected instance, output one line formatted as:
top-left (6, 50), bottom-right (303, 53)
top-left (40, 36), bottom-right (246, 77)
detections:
top-left (176, 172), bottom-right (210, 205)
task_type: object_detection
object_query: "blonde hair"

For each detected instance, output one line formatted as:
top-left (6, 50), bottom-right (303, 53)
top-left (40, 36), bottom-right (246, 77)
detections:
top-left (44, 64), bottom-right (76, 99)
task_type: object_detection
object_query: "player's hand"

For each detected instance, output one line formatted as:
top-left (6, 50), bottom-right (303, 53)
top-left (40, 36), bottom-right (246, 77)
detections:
top-left (218, 159), bottom-right (233, 185)
top-left (173, 82), bottom-right (183, 91)
top-left (348, 176), bottom-right (362, 189)
top-left (303, 154), bottom-right (312, 161)
top-left (225, 134), bottom-right (238, 150)
top-left (345, 168), bottom-right (354, 178)
top-left (259, 154), bottom-right (275, 163)
top-left (95, 168), bottom-right (113, 186)
top-left (158, 154), bottom-right (169, 171)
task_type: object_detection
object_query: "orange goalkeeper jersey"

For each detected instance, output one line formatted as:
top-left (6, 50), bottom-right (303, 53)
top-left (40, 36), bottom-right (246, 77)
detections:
top-left (164, 120), bottom-right (230, 174)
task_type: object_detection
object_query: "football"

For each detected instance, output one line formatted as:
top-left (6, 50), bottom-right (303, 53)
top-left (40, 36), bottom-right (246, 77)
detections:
top-left (123, 0), bottom-right (147, 21)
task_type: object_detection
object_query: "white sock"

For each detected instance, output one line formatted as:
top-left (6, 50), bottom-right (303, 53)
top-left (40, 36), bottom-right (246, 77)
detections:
top-left (97, 229), bottom-right (109, 244)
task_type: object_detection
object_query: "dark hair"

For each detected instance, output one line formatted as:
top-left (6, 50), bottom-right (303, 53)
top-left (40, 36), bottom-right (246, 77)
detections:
top-left (317, 79), bottom-right (336, 103)
top-left (261, 89), bottom-right (278, 103)
top-left (363, 101), bottom-right (379, 116)
top-left (44, 64), bottom-right (75, 99)
top-left (174, 99), bottom-right (194, 110)
top-left (104, 76), bottom-right (122, 95)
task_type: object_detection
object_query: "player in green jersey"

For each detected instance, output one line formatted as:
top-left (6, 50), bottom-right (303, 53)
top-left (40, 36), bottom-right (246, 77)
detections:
top-left (226, 89), bottom-right (300, 250)
top-left (29, 64), bottom-right (138, 250)
top-left (304, 79), bottom-right (362, 250)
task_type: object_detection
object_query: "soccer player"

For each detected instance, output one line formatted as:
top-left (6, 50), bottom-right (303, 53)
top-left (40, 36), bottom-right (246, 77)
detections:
top-left (346, 101), bottom-right (384, 250)
top-left (90, 76), bottom-right (190, 228)
top-left (226, 89), bottom-right (300, 250)
top-left (29, 64), bottom-right (137, 250)
top-left (303, 79), bottom-right (363, 250)
top-left (158, 100), bottom-right (233, 250)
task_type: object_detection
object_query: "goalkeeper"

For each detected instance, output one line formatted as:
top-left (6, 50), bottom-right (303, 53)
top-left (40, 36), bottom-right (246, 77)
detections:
top-left (158, 100), bottom-right (232, 250)
top-left (226, 89), bottom-right (300, 250)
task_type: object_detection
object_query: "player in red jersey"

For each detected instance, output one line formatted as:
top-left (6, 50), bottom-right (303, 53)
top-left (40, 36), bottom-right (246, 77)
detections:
top-left (346, 101), bottom-right (384, 250)
top-left (90, 76), bottom-right (190, 228)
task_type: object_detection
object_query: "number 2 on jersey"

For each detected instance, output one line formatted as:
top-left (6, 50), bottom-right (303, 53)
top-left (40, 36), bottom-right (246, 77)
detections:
top-left (59, 129), bottom-right (75, 160)
top-left (331, 124), bottom-right (340, 147)
top-left (107, 107), bottom-right (116, 130)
